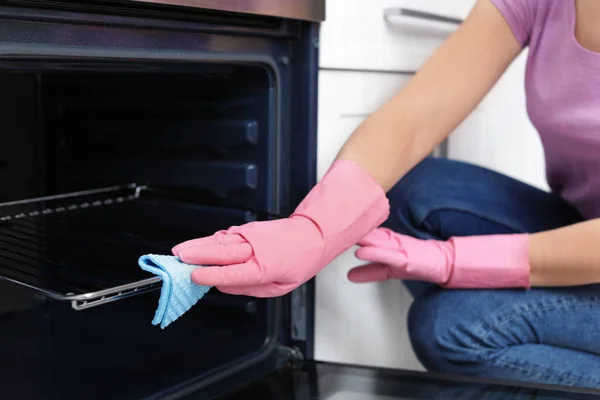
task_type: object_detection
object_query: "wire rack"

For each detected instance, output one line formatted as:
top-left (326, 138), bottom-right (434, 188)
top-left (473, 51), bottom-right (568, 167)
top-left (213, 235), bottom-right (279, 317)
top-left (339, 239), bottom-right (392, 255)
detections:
top-left (0, 184), bottom-right (184, 311)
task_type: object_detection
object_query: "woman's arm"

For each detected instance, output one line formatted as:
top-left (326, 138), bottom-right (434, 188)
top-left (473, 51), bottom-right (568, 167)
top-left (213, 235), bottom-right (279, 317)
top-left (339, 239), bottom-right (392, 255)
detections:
top-left (350, 220), bottom-right (600, 289)
top-left (530, 220), bottom-right (600, 286)
top-left (340, 0), bottom-right (600, 289)
top-left (174, 1), bottom-right (536, 294)
top-left (336, 0), bottom-right (523, 191)
top-left (351, 214), bottom-right (600, 289)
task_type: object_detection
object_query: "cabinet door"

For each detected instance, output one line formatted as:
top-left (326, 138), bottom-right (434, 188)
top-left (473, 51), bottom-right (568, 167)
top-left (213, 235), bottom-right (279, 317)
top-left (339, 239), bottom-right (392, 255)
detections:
top-left (315, 70), bottom-right (424, 370)
top-left (319, 0), bottom-right (476, 72)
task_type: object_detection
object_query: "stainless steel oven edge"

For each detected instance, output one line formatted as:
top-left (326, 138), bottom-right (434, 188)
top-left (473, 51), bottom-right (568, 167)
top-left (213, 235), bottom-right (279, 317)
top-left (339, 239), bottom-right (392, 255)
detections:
top-left (130, 0), bottom-right (325, 22)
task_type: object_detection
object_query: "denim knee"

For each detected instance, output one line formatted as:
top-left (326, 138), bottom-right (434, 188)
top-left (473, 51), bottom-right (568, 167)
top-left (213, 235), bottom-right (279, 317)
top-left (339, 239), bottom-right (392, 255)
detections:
top-left (384, 157), bottom-right (528, 240)
top-left (407, 289), bottom-right (496, 375)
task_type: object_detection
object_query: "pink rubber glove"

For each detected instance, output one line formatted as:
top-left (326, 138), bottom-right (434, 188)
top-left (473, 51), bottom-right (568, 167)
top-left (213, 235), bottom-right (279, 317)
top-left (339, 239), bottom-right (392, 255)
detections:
top-left (172, 160), bottom-right (389, 297)
top-left (349, 228), bottom-right (530, 289)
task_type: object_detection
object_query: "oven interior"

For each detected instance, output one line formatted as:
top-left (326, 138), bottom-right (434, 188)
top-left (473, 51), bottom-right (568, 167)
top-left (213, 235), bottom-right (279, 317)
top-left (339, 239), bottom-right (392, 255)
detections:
top-left (0, 61), bottom-right (286, 399)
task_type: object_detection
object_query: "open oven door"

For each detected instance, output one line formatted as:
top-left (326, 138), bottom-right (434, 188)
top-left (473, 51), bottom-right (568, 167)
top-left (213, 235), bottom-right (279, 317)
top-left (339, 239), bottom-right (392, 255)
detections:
top-left (198, 359), bottom-right (600, 400)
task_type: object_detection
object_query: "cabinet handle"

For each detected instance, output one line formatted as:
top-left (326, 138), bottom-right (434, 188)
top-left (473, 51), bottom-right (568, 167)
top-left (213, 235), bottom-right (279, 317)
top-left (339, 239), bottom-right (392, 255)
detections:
top-left (383, 7), bottom-right (463, 26)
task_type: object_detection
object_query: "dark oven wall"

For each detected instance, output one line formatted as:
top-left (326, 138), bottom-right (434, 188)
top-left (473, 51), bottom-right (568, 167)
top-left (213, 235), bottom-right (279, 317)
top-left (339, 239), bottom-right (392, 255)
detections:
top-left (0, 3), bottom-right (319, 214)
top-left (44, 65), bottom-right (276, 213)
top-left (0, 4), bottom-right (319, 399)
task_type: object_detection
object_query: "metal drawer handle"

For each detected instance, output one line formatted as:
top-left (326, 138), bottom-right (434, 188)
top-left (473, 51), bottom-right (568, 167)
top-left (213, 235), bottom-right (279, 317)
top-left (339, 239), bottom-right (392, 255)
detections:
top-left (383, 7), bottom-right (463, 26)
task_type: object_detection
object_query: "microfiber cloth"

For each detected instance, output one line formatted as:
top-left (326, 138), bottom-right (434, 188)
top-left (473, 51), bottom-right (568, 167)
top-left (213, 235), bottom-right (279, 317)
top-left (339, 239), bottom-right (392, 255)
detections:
top-left (138, 254), bottom-right (211, 329)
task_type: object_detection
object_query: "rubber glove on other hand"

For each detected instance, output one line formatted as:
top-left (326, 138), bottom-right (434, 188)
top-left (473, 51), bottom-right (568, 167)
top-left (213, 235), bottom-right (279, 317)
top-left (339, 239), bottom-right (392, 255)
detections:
top-left (349, 228), bottom-right (530, 289)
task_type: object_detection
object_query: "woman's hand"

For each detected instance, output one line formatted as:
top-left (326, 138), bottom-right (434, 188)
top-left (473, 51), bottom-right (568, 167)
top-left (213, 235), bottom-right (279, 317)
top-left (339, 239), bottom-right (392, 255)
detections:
top-left (172, 217), bottom-right (329, 297)
top-left (172, 160), bottom-right (390, 297)
top-left (349, 228), bottom-right (454, 284)
top-left (349, 228), bottom-right (530, 289)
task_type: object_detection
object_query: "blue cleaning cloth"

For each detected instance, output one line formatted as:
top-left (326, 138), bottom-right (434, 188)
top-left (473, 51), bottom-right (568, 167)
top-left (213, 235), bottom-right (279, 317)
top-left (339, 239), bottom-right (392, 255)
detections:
top-left (138, 254), bottom-right (211, 329)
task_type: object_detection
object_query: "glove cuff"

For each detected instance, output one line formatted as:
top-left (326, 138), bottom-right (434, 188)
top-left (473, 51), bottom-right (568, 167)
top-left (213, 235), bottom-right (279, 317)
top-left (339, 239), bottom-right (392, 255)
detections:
top-left (292, 160), bottom-right (390, 258)
top-left (444, 234), bottom-right (531, 289)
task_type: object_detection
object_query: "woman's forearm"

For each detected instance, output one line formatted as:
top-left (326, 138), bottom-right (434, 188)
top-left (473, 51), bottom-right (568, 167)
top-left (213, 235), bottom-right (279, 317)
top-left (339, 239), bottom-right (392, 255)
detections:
top-left (334, 0), bottom-right (522, 191)
top-left (530, 219), bottom-right (600, 287)
top-left (336, 100), bottom-right (432, 192)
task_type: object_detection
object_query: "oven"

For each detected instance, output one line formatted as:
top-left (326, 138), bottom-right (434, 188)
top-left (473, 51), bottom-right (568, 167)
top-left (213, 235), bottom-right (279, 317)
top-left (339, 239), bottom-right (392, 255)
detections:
top-left (0, 1), bottom-right (318, 398)
top-left (0, 1), bottom-right (598, 399)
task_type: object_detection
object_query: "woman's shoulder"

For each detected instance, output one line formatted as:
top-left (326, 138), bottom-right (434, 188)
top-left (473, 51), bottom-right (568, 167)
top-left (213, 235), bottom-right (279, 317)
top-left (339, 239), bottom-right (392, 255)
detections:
top-left (489, 0), bottom-right (565, 47)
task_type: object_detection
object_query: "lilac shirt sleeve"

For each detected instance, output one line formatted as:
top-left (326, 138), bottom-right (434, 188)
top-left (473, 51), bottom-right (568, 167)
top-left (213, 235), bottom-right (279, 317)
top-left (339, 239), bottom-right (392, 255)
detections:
top-left (490, 0), bottom-right (541, 46)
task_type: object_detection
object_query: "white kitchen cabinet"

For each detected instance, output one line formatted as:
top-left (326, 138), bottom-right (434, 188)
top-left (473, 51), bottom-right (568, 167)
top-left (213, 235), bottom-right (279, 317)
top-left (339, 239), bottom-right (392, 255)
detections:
top-left (319, 0), bottom-right (476, 72)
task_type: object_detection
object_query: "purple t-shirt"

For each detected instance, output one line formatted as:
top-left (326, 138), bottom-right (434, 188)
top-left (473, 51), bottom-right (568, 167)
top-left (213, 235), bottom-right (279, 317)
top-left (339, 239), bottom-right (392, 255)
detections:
top-left (491, 0), bottom-right (600, 219)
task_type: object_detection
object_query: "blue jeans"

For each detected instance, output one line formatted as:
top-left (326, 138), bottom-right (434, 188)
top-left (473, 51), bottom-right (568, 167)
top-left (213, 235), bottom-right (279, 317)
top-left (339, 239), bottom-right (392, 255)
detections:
top-left (386, 158), bottom-right (600, 389)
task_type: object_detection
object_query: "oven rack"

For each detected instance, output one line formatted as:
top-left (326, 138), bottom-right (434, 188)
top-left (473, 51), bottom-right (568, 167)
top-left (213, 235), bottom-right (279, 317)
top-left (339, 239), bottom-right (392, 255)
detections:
top-left (0, 184), bottom-right (184, 311)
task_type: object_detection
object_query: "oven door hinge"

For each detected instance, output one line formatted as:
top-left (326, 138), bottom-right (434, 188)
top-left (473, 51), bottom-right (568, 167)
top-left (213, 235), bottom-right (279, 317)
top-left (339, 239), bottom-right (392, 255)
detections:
top-left (276, 345), bottom-right (304, 362)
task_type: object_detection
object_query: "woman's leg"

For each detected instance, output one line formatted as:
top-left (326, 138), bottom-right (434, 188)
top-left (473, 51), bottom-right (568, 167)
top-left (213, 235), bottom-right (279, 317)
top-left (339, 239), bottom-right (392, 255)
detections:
top-left (383, 158), bottom-right (600, 387)
top-left (408, 285), bottom-right (600, 388)
top-left (384, 157), bottom-right (583, 297)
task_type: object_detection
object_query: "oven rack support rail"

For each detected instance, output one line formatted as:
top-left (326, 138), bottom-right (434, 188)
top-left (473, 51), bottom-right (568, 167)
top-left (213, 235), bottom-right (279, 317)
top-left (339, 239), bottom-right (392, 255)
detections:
top-left (0, 184), bottom-right (164, 311)
top-left (68, 276), bottom-right (162, 311)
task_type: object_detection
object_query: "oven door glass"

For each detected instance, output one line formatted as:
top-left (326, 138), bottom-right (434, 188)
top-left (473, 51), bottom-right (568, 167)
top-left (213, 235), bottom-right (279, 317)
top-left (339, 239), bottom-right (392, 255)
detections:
top-left (214, 361), bottom-right (600, 400)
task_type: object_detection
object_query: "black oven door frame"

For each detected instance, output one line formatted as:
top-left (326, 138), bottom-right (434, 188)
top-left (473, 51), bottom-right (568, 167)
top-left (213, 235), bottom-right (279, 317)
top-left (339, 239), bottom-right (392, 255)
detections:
top-left (211, 360), bottom-right (600, 400)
